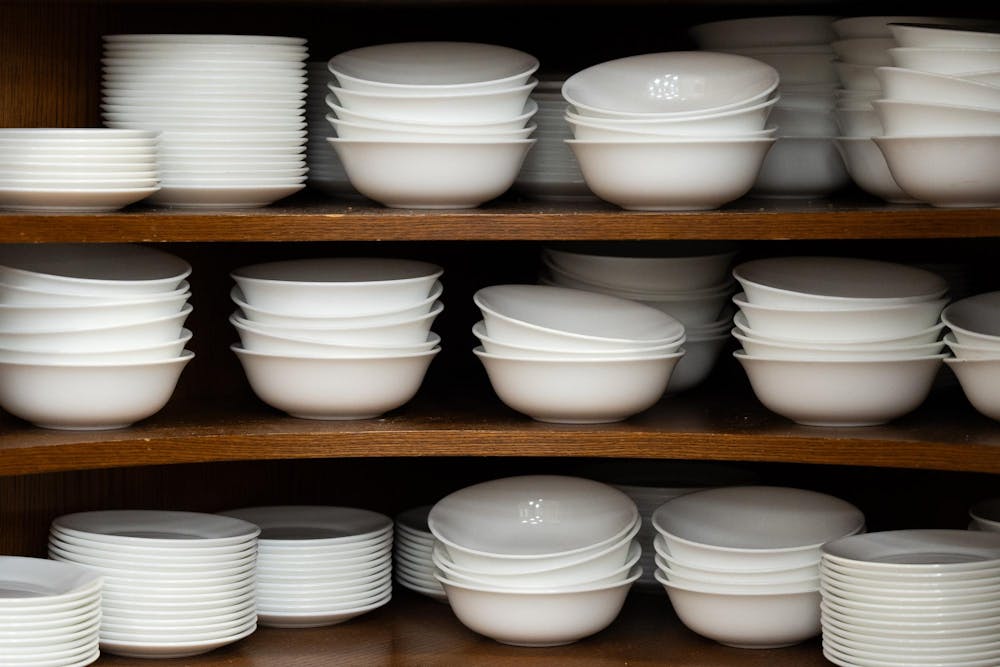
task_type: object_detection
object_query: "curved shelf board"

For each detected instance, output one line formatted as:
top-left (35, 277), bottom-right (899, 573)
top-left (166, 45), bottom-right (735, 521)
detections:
top-left (1, 390), bottom-right (997, 477)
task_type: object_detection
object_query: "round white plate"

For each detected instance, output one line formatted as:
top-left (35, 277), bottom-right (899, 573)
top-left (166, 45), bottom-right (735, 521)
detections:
top-left (256, 592), bottom-right (391, 629)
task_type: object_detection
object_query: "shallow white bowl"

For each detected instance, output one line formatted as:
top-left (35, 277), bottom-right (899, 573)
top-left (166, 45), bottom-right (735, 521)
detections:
top-left (655, 540), bottom-right (820, 583)
top-left (328, 115), bottom-right (536, 141)
top-left (875, 66), bottom-right (1000, 110)
top-left (874, 98), bottom-right (1000, 136)
top-left (944, 333), bottom-right (1000, 360)
top-left (233, 285), bottom-right (440, 328)
top-left (564, 97), bottom-right (777, 135)
top-left (328, 98), bottom-right (537, 133)
top-left (733, 310), bottom-right (945, 347)
top-left (0, 279), bottom-right (188, 306)
top-left (232, 344), bottom-right (437, 420)
top-left (874, 134), bottom-right (1000, 207)
top-left (835, 137), bottom-right (918, 203)
top-left (473, 321), bottom-right (683, 358)
top-left (233, 316), bottom-right (439, 357)
top-left (328, 138), bottom-right (533, 208)
top-left (328, 80), bottom-right (536, 123)
top-left (889, 47), bottom-right (1000, 76)
top-left (735, 350), bottom-right (946, 426)
top-left (751, 136), bottom-right (849, 199)
top-left (544, 246), bottom-right (735, 292)
top-left (0, 328), bottom-right (191, 364)
top-left (945, 357), bottom-right (1000, 422)
top-left (832, 38), bottom-right (897, 66)
top-left (823, 529), bottom-right (1000, 573)
top-left (563, 52), bottom-right (779, 118)
top-left (0, 305), bottom-right (191, 353)
top-left (733, 327), bottom-right (945, 360)
top-left (567, 137), bottom-right (775, 211)
top-left (941, 291), bottom-right (1000, 347)
top-left (229, 303), bottom-right (440, 346)
top-left (690, 15), bottom-right (837, 48)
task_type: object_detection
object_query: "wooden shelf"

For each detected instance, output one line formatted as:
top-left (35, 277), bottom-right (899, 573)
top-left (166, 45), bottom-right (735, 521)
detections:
top-left (95, 589), bottom-right (829, 666)
top-left (2, 195), bottom-right (1000, 243)
top-left (2, 387), bottom-right (997, 477)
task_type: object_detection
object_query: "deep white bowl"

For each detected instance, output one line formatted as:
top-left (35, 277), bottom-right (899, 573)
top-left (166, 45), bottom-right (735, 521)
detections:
top-left (543, 246), bottom-right (736, 292)
top-left (328, 80), bottom-right (537, 123)
top-left (945, 357), bottom-right (1000, 422)
top-left (875, 66), bottom-right (1000, 110)
top-left (874, 99), bottom-right (1000, 136)
top-left (0, 292), bottom-right (189, 333)
top-left (751, 136), bottom-right (849, 199)
top-left (0, 328), bottom-right (191, 364)
top-left (834, 137), bottom-right (918, 203)
top-left (564, 97), bottom-right (777, 135)
top-left (874, 134), bottom-right (1000, 207)
top-left (735, 350), bottom-right (946, 426)
top-left (473, 321), bottom-right (683, 358)
top-left (690, 15), bottom-right (837, 49)
top-left (889, 47), bottom-right (1000, 76)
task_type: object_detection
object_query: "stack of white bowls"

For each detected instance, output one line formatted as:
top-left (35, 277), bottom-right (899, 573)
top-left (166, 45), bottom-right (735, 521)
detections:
top-left (325, 41), bottom-right (538, 208)
top-left (305, 60), bottom-right (354, 198)
top-left (393, 505), bottom-right (447, 602)
top-left (0, 556), bottom-right (102, 666)
top-left (562, 51), bottom-right (778, 210)
top-left (48, 510), bottom-right (259, 660)
top-left (690, 15), bottom-right (850, 199)
top-left (229, 257), bottom-right (442, 420)
top-left (540, 245), bottom-right (735, 393)
top-left (0, 243), bottom-right (194, 430)
top-left (871, 24), bottom-right (1000, 207)
top-left (514, 78), bottom-right (588, 199)
top-left (653, 485), bottom-right (865, 649)
top-left (731, 256), bottom-right (950, 426)
top-left (941, 291), bottom-right (1000, 422)
top-left (820, 529), bottom-right (1000, 667)
top-left (472, 284), bottom-right (685, 423)
top-left (0, 128), bottom-right (160, 212)
top-left (219, 506), bottom-right (393, 628)
top-left (429, 475), bottom-right (642, 647)
top-left (970, 498), bottom-right (1000, 532)
top-left (101, 33), bottom-right (308, 208)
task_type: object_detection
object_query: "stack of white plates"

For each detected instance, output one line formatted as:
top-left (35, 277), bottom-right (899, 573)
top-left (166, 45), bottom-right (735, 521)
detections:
top-left (472, 284), bottom-right (685, 423)
top-left (393, 505), bottom-right (447, 602)
top-left (101, 33), bottom-right (309, 208)
top-left (653, 485), bottom-right (865, 649)
top-left (219, 506), bottom-right (394, 628)
top-left (325, 41), bottom-right (538, 208)
top-left (731, 256), bottom-right (950, 426)
top-left (562, 52), bottom-right (778, 210)
top-left (48, 510), bottom-right (259, 659)
top-left (514, 78), bottom-right (588, 199)
top-left (970, 497), bottom-right (1000, 532)
top-left (0, 243), bottom-right (194, 430)
top-left (229, 257), bottom-right (443, 420)
top-left (941, 291), bottom-right (1000, 422)
top-left (306, 60), bottom-right (354, 197)
top-left (0, 129), bottom-right (159, 212)
top-left (0, 556), bottom-right (102, 666)
top-left (820, 529), bottom-right (1000, 667)
top-left (430, 475), bottom-right (642, 647)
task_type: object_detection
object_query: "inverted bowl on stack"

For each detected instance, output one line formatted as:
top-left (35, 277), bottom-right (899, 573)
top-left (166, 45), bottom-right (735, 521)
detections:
top-left (820, 529), bottom-right (1000, 667)
top-left (48, 510), bottom-right (259, 659)
top-left (653, 485), bottom-right (865, 649)
top-left (230, 257), bottom-right (442, 420)
top-left (325, 41), bottom-right (538, 208)
top-left (429, 475), bottom-right (642, 646)
top-left (0, 243), bottom-right (193, 430)
top-left (472, 284), bottom-right (685, 423)
top-left (562, 51), bottom-right (778, 210)
top-left (941, 291), bottom-right (1000, 421)
top-left (393, 505), bottom-right (447, 602)
top-left (218, 506), bottom-right (393, 628)
top-left (731, 256), bottom-right (949, 426)
top-left (101, 33), bottom-right (309, 208)
top-left (0, 129), bottom-right (160, 212)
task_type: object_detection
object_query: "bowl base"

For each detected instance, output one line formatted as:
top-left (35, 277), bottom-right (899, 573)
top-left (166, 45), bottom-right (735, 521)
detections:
top-left (495, 638), bottom-right (581, 648)
top-left (285, 412), bottom-right (385, 420)
top-left (793, 419), bottom-right (890, 427)
top-left (33, 421), bottom-right (134, 430)
top-left (717, 640), bottom-right (811, 649)
top-left (530, 415), bottom-right (630, 424)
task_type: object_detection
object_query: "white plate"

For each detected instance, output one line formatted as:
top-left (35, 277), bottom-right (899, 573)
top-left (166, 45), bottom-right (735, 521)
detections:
top-left (104, 34), bottom-right (306, 46)
top-left (144, 183), bottom-right (304, 208)
top-left (52, 510), bottom-right (260, 547)
top-left (823, 530), bottom-right (1000, 571)
top-left (0, 186), bottom-right (159, 212)
top-left (0, 556), bottom-right (102, 604)
top-left (256, 591), bottom-right (391, 629)
top-left (99, 619), bottom-right (256, 660)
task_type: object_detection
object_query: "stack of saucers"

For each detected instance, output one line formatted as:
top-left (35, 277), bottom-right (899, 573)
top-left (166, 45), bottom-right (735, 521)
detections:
top-left (0, 556), bottom-right (102, 666)
top-left (970, 497), bottom-right (1000, 532)
top-left (514, 78), bottom-right (588, 199)
top-left (0, 243), bottom-right (194, 430)
top-left (653, 486), bottom-right (865, 649)
top-left (472, 284), bottom-right (685, 423)
top-left (0, 128), bottom-right (160, 211)
top-left (690, 15), bottom-right (849, 199)
top-left (325, 41), bottom-right (538, 208)
top-left (306, 60), bottom-right (354, 198)
top-left (393, 505), bottom-right (446, 602)
top-left (562, 51), bottom-right (778, 210)
top-left (101, 33), bottom-right (309, 208)
top-left (731, 256), bottom-right (950, 426)
top-left (229, 257), bottom-right (443, 420)
top-left (430, 475), bottom-right (642, 647)
top-left (820, 529), bottom-right (1000, 667)
top-left (540, 245), bottom-right (736, 393)
top-left (219, 506), bottom-right (393, 628)
top-left (48, 510), bottom-right (259, 659)
top-left (941, 290), bottom-right (1000, 421)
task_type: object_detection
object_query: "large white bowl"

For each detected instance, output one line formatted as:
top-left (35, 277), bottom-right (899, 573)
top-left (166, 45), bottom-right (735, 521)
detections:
top-left (0, 351), bottom-right (193, 429)
top-left (0, 305), bottom-right (191, 353)
top-left (835, 137), bottom-right (918, 203)
top-left (945, 358), bottom-right (1000, 422)
top-left (564, 97), bottom-right (777, 135)
top-left (889, 47), bottom-right (1000, 76)
top-left (328, 116), bottom-right (536, 141)
top-left (473, 321), bottom-right (683, 359)
top-left (436, 565), bottom-right (640, 647)
top-left (940, 291), bottom-right (1000, 347)
top-left (874, 99), bottom-right (1000, 136)
top-left (733, 310), bottom-right (945, 347)
top-left (563, 52), bottom-right (779, 118)
top-left (690, 15), bottom-right (837, 48)
top-left (232, 285), bottom-right (441, 327)
top-left (875, 67), bottom-right (1000, 110)
top-left (874, 134), bottom-right (1000, 207)
top-left (229, 304), bottom-right (440, 346)
top-left (233, 316), bottom-right (440, 357)
top-left (543, 246), bottom-right (736, 292)
top-left (232, 344), bottom-right (438, 420)
top-left (751, 136), bottom-right (849, 199)
top-left (0, 328), bottom-right (191, 364)
top-left (328, 80), bottom-right (537, 123)
top-left (735, 350), bottom-right (946, 426)
top-left (567, 137), bottom-right (775, 211)
top-left (328, 138), bottom-right (533, 208)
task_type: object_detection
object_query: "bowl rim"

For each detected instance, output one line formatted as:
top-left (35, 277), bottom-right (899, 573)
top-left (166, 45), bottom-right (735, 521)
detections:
top-left (435, 563), bottom-right (643, 595)
top-left (474, 344), bottom-right (685, 364)
top-left (734, 349), bottom-right (950, 365)
top-left (328, 77), bottom-right (538, 102)
top-left (230, 342), bottom-right (440, 362)
top-left (0, 349), bottom-right (194, 369)
top-left (654, 568), bottom-right (820, 597)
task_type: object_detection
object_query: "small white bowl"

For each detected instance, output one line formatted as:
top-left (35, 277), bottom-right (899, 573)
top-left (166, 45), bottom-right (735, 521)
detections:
top-left (229, 304), bottom-right (440, 346)
top-left (874, 99), bottom-right (1000, 136)
top-left (889, 47), bottom-right (1000, 76)
top-left (564, 97), bottom-right (777, 136)
top-left (690, 15), bottom-right (837, 49)
top-left (944, 333), bottom-right (1000, 360)
top-left (567, 137), bottom-right (775, 211)
top-left (543, 246), bottom-right (736, 292)
top-left (655, 539), bottom-right (820, 583)
top-left (232, 316), bottom-right (440, 357)
top-left (734, 310), bottom-right (945, 347)
top-left (832, 38), bottom-right (897, 66)
top-left (0, 305), bottom-right (191, 353)
top-left (890, 24), bottom-right (1000, 50)
top-left (0, 351), bottom-right (193, 430)
top-left (328, 138), bottom-right (534, 208)
top-left (475, 346), bottom-right (683, 423)
top-left (0, 328), bottom-right (191, 364)
top-left (751, 136), bottom-right (850, 199)
top-left (945, 357), bottom-right (1000, 422)
top-left (436, 565), bottom-right (640, 647)
top-left (328, 80), bottom-right (537, 123)
top-left (473, 321), bottom-right (683, 358)
top-left (874, 134), bottom-right (1000, 207)
top-left (735, 350), bottom-right (946, 426)
top-left (835, 137), bottom-right (919, 203)
top-left (328, 116), bottom-right (536, 141)
top-left (734, 329), bottom-right (944, 360)
top-left (875, 66), bottom-right (1000, 110)
top-left (327, 99), bottom-right (538, 132)
top-left (232, 344), bottom-right (438, 420)
top-left (0, 292), bottom-right (189, 333)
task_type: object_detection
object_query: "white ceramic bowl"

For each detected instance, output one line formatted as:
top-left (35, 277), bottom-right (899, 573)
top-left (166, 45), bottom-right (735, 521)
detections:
top-left (690, 15), bottom-right (837, 48)
top-left (0, 305), bottom-right (191, 353)
top-left (0, 279), bottom-right (189, 306)
top-left (835, 137), bottom-right (918, 203)
top-left (232, 285), bottom-right (441, 327)
top-left (889, 47), bottom-right (1000, 76)
top-left (734, 329), bottom-right (944, 360)
top-left (328, 99), bottom-right (537, 133)
top-left (564, 97), bottom-right (777, 136)
top-left (0, 328), bottom-right (191, 364)
top-left (833, 16), bottom-right (981, 39)
top-left (945, 358), bottom-right (1000, 422)
top-left (735, 350), bottom-right (946, 426)
top-left (567, 138), bottom-right (775, 211)
top-left (655, 540), bottom-right (820, 583)
top-left (945, 333), bottom-right (1000, 360)
top-left (473, 321), bottom-right (683, 359)
top-left (229, 304), bottom-right (440, 346)
top-left (941, 291), bottom-right (1000, 347)
top-left (733, 310), bottom-right (945, 347)
top-left (543, 246), bottom-right (735, 292)
top-left (328, 138), bottom-right (533, 208)
top-left (232, 344), bottom-right (438, 420)
top-left (875, 67), bottom-right (1000, 110)
top-left (567, 117), bottom-right (775, 141)
top-left (874, 134), bottom-right (1000, 207)
top-left (233, 316), bottom-right (440, 357)
top-left (832, 38), bottom-right (898, 66)
top-left (0, 351), bottom-right (193, 429)
top-left (658, 558), bottom-right (819, 593)
top-left (751, 136), bottom-right (849, 199)
top-left (0, 292), bottom-right (188, 332)
top-left (874, 99), bottom-right (1000, 136)
top-left (328, 116), bottom-right (536, 141)
top-left (563, 52), bottom-right (779, 118)
top-left (328, 80), bottom-right (537, 123)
